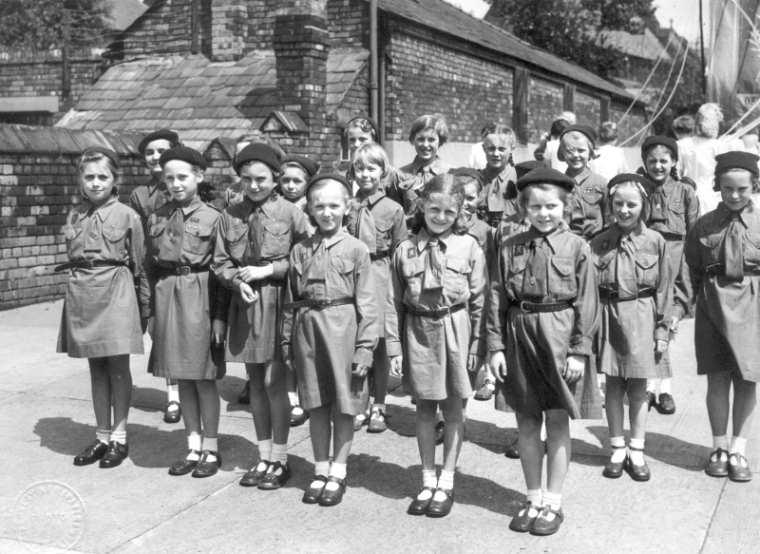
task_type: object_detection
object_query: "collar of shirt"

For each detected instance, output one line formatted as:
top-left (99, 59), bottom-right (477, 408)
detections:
top-left (610, 220), bottom-right (648, 246)
top-left (242, 192), bottom-right (279, 216)
top-left (415, 227), bottom-right (453, 253)
top-left (357, 188), bottom-right (385, 208)
top-left (313, 229), bottom-right (348, 251)
top-left (410, 156), bottom-right (446, 176)
top-left (716, 200), bottom-right (754, 228)
top-left (168, 194), bottom-right (204, 216)
top-left (481, 165), bottom-right (513, 184)
top-left (91, 196), bottom-right (119, 223)
top-left (148, 175), bottom-right (168, 196)
top-left (568, 166), bottom-right (591, 185)
top-left (523, 222), bottom-right (568, 254)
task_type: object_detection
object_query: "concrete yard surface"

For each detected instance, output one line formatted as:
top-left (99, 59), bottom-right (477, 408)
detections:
top-left (0, 300), bottom-right (757, 553)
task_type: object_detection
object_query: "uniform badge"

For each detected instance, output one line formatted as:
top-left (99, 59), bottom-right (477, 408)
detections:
top-left (190, 216), bottom-right (200, 223)
top-left (514, 245), bottom-right (524, 257)
top-left (407, 247), bottom-right (416, 259)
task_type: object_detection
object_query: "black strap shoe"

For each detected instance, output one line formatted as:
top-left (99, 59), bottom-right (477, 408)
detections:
top-left (192, 450), bottom-right (221, 478)
top-left (258, 461), bottom-right (291, 490)
top-left (728, 453), bottom-right (752, 482)
top-left (302, 475), bottom-right (327, 504)
top-left (318, 477), bottom-right (346, 507)
top-left (163, 401), bottom-right (181, 424)
top-left (99, 441), bottom-right (128, 468)
top-left (425, 488), bottom-right (454, 518)
top-left (657, 393), bottom-right (676, 414)
top-left (509, 501), bottom-right (540, 532)
top-left (240, 461), bottom-right (269, 487)
top-left (407, 487), bottom-right (435, 516)
top-left (168, 450), bottom-right (201, 476)
top-left (73, 440), bottom-right (108, 466)
top-left (530, 506), bottom-right (564, 536)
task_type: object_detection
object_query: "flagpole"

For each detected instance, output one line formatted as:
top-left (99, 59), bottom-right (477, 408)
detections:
top-left (699, 0), bottom-right (707, 96)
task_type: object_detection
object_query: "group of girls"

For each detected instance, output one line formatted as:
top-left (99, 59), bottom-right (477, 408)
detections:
top-left (57, 112), bottom-right (757, 537)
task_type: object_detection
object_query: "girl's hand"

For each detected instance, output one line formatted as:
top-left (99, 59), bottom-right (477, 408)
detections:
top-left (467, 355), bottom-right (483, 373)
top-left (488, 350), bottom-right (507, 382)
top-left (564, 354), bottom-right (585, 385)
top-left (389, 356), bottom-right (403, 377)
top-left (239, 282), bottom-right (259, 304)
top-left (211, 319), bottom-right (226, 347)
top-left (237, 264), bottom-right (273, 283)
top-left (654, 339), bottom-right (669, 362)
top-left (350, 364), bottom-right (369, 394)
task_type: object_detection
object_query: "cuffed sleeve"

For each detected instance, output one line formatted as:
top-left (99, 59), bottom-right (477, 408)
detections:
top-left (352, 245), bottom-right (378, 365)
top-left (384, 248), bottom-right (405, 358)
top-left (467, 242), bottom-right (487, 358)
top-left (567, 242), bottom-right (600, 357)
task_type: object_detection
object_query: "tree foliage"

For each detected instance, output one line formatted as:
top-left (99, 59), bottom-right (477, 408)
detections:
top-left (484, 0), bottom-right (657, 79)
top-left (0, 0), bottom-right (110, 51)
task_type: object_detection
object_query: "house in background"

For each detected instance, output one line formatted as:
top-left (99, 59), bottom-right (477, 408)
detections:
top-left (0, 0), bottom-right (148, 126)
top-left (57, 0), bottom-right (647, 174)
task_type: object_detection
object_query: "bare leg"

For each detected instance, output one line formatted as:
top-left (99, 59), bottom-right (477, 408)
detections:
top-left (88, 357), bottom-right (111, 433)
top-left (308, 405), bottom-right (331, 463)
top-left (627, 378), bottom-right (649, 441)
top-left (247, 363), bottom-right (272, 441)
top-left (604, 376), bottom-right (626, 439)
top-left (440, 396), bottom-right (464, 473)
top-left (544, 409), bottom-right (571, 495)
top-left (107, 355), bottom-right (132, 436)
top-left (332, 413), bottom-right (355, 464)
top-left (706, 372), bottom-right (732, 436)
top-left (731, 375), bottom-right (757, 438)
top-left (264, 362), bottom-right (290, 445)
top-left (196, 379), bottom-right (220, 439)
top-left (178, 380), bottom-right (201, 437)
top-left (416, 400), bottom-right (438, 471)
top-left (516, 410), bottom-right (544, 491)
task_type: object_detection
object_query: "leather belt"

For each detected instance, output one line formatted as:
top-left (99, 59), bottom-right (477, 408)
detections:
top-left (156, 265), bottom-right (208, 276)
top-left (370, 250), bottom-right (391, 261)
top-left (516, 300), bottom-right (573, 313)
top-left (657, 231), bottom-right (685, 241)
top-left (599, 286), bottom-right (655, 301)
top-left (406, 303), bottom-right (467, 319)
top-left (704, 263), bottom-right (760, 277)
top-left (284, 297), bottom-right (354, 310)
top-left (54, 260), bottom-right (126, 272)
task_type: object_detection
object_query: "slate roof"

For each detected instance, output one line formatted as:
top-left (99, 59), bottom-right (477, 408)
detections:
top-left (103, 0), bottom-right (149, 32)
top-left (58, 48), bottom-right (368, 149)
top-left (599, 28), bottom-right (670, 62)
top-left (375, 0), bottom-right (638, 102)
top-left (0, 124), bottom-right (142, 155)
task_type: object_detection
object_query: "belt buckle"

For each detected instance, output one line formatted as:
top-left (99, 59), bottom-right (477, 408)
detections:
top-left (178, 266), bottom-right (191, 276)
top-left (518, 300), bottom-right (531, 312)
top-left (314, 299), bottom-right (329, 309)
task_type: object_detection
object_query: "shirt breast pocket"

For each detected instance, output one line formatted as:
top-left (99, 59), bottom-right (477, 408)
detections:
top-left (744, 233), bottom-right (760, 267)
top-left (698, 232), bottom-right (723, 265)
top-left (260, 220), bottom-right (291, 259)
top-left (444, 257), bottom-right (472, 300)
top-left (594, 254), bottom-right (614, 285)
top-left (375, 218), bottom-right (394, 252)
top-left (102, 223), bottom-right (128, 256)
top-left (581, 188), bottom-right (604, 207)
top-left (507, 254), bottom-right (527, 290)
top-left (634, 252), bottom-right (659, 286)
top-left (183, 222), bottom-right (214, 258)
top-left (401, 258), bottom-right (424, 297)
top-left (548, 256), bottom-right (577, 298)
top-left (330, 256), bottom-right (356, 295)
top-left (225, 222), bottom-right (248, 260)
top-left (668, 200), bottom-right (685, 215)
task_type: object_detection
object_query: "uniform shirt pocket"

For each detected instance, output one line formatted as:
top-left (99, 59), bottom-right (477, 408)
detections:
top-left (581, 187), bottom-right (604, 207)
top-left (444, 256), bottom-right (471, 300)
top-left (226, 222), bottom-right (249, 261)
top-left (548, 256), bottom-right (577, 298)
top-left (400, 257), bottom-right (425, 298)
top-left (182, 221), bottom-right (214, 259)
top-left (260, 219), bottom-right (291, 259)
top-left (594, 254), bottom-right (614, 285)
top-left (634, 252), bottom-right (659, 287)
top-left (375, 218), bottom-right (394, 253)
top-left (744, 233), bottom-right (760, 267)
top-left (698, 232), bottom-right (723, 265)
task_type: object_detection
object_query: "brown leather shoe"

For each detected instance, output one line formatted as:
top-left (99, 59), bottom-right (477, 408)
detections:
top-left (705, 448), bottom-right (729, 477)
top-left (728, 453), bottom-right (752, 482)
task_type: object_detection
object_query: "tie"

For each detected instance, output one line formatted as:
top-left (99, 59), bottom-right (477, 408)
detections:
top-left (650, 187), bottom-right (667, 223)
top-left (616, 235), bottom-right (638, 297)
top-left (723, 214), bottom-right (745, 281)
top-left (527, 238), bottom-right (548, 296)
top-left (423, 238), bottom-right (444, 290)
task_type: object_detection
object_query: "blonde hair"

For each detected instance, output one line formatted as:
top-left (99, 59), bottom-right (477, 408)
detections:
top-left (696, 103), bottom-right (723, 139)
top-left (77, 150), bottom-right (121, 196)
top-left (558, 131), bottom-right (597, 161)
top-left (352, 142), bottom-right (390, 178)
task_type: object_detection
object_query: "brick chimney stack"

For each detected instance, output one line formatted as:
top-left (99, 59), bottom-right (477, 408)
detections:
top-left (272, 0), bottom-right (329, 130)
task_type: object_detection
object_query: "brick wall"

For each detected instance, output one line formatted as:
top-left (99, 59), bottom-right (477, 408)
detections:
top-left (0, 129), bottom-right (148, 310)
top-left (209, 0), bottom-right (248, 61)
top-left (110, 0), bottom-right (194, 60)
top-left (575, 90), bottom-right (601, 127)
top-left (526, 77), bottom-right (564, 143)
top-left (384, 26), bottom-right (514, 144)
top-left (0, 49), bottom-right (105, 123)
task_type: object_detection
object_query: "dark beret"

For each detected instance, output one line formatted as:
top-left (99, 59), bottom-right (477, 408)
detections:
top-left (345, 116), bottom-right (379, 137)
top-left (159, 145), bottom-right (208, 170)
top-left (515, 160), bottom-right (547, 180)
top-left (235, 142), bottom-right (281, 174)
top-left (306, 172), bottom-right (353, 196)
top-left (561, 124), bottom-right (597, 147)
top-left (81, 146), bottom-right (120, 168)
top-left (516, 167), bottom-right (575, 192)
top-left (607, 172), bottom-right (652, 193)
top-left (138, 129), bottom-right (179, 154)
top-left (641, 135), bottom-right (679, 161)
top-left (449, 167), bottom-right (484, 186)
top-left (714, 151), bottom-right (760, 178)
top-left (281, 155), bottom-right (320, 178)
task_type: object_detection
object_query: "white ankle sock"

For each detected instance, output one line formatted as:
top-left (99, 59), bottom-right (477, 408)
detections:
top-left (96, 428), bottom-right (111, 444)
top-left (314, 460), bottom-right (330, 477)
top-left (543, 491), bottom-right (562, 510)
top-left (629, 438), bottom-right (645, 464)
top-left (526, 489), bottom-right (542, 506)
top-left (110, 429), bottom-right (127, 445)
top-left (437, 469), bottom-right (455, 491)
top-left (271, 442), bottom-right (288, 465)
top-left (325, 462), bottom-right (347, 491)
top-left (258, 439), bottom-right (272, 462)
top-left (731, 436), bottom-right (747, 456)
top-left (610, 436), bottom-right (626, 463)
top-left (188, 432), bottom-right (202, 452)
top-left (422, 469), bottom-right (437, 489)
top-left (372, 403), bottom-right (386, 412)
top-left (202, 436), bottom-right (218, 452)
top-left (167, 384), bottom-right (179, 403)
top-left (659, 378), bottom-right (672, 394)
top-left (647, 379), bottom-right (657, 394)
top-left (713, 435), bottom-right (729, 451)
top-left (288, 391), bottom-right (299, 406)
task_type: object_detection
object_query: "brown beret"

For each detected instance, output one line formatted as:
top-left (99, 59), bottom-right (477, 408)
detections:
top-left (641, 135), bottom-right (679, 161)
top-left (159, 145), bottom-right (208, 170)
top-left (235, 142), bottom-right (281, 175)
top-left (516, 167), bottom-right (575, 193)
top-left (306, 172), bottom-right (352, 196)
top-left (281, 155), bottom-right (320, 178)
top-left (607, 172), bottom-right (652, 193)
top-left (81, 146), bottom-right (120, 168)
top-left (138, 129), bottom-right (179, 154)
top-left (561, 124), bottom-right (597, 147)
